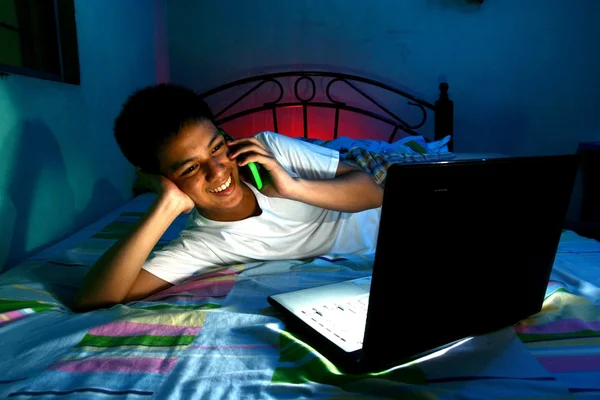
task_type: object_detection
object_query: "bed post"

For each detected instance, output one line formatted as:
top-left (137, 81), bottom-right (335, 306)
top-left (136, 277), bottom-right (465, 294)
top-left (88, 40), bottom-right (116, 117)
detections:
top-left (434, 82), bottom-right (454, 152)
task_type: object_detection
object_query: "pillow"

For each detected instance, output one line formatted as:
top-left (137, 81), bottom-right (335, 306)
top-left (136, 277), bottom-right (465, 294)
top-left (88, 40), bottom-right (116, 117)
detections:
top-left (297, 134), bottom-right (452, 155)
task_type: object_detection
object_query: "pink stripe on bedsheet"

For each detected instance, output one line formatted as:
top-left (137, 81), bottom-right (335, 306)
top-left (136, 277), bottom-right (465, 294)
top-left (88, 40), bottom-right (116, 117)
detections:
top-left (51, 357), bottom-right (177, 374)
top-left (152, 296), bottom-right (213, 303)
top-left (88, 322), bottom-right (202, 337)
top-left (515, 318), bottom-right (600, 334)
top-left (191, 268), bottom-right (238, 279)
top-left (538, 355), bottom-right (600, 373)
top-left (146, 275), bottom-right (236, 301)
top-left (0, 309), bottom-right (36, 327)
top-left (1, 310), bottom-right (28, 321)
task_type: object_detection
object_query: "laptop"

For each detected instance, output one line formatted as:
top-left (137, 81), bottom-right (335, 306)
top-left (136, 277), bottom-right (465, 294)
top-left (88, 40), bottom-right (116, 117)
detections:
top-left (267, 154), bottom-right (579, 374)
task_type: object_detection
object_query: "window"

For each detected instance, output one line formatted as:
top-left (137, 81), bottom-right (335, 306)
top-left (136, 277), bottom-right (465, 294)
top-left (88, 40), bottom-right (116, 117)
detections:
top-left (0, 0), bottom-right (80, 85)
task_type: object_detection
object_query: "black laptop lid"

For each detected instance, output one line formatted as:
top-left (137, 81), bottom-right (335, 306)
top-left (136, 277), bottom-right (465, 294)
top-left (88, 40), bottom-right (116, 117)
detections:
top-left (360, 155), bottom-right (578, 371)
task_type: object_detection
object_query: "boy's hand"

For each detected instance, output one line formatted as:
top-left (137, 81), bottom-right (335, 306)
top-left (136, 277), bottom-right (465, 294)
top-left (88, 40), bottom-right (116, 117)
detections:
top-left (135, 168), bottom-right (195, 213)
top-left (226, 138), bottom-right (298, 199)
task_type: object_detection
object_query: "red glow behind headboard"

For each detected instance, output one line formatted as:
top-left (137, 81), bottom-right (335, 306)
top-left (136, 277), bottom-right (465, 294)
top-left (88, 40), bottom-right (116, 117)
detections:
top-left (200, 72), bottom-right (450, 147)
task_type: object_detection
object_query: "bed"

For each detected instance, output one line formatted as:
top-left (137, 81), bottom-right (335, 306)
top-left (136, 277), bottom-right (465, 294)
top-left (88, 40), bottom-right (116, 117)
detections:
top-left (1, 71), bottom-right (599, 399)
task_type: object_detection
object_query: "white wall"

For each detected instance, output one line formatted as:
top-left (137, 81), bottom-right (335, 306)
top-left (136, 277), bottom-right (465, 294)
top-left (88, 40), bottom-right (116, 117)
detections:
top-left (0, 0), bottom-right (169, 270)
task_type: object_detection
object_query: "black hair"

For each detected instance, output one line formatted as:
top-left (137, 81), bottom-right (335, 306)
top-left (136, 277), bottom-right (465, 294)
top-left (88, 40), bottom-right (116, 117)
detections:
top-left (113, 83), bottom-right (214, 173)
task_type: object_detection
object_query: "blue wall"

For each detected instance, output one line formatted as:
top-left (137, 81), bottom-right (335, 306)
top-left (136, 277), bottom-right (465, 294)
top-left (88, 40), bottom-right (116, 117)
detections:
top-left (167, 0), bottom-right (600, 156)
top-left (0, 0), bottom-right (168, 270)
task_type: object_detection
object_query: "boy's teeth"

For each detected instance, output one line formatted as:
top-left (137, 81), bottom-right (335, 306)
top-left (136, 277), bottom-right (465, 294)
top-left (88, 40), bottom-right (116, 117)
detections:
top-left (210, 175), bottom-right (232, 193)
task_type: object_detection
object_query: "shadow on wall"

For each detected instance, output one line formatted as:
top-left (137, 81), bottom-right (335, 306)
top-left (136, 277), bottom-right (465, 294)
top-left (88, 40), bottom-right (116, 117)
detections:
top-left (1, 119), bottom-right (73, 270)
top-left (28, 179), bottom-right (125, 306)
top-left (0, 119), bottom-right (123, 271)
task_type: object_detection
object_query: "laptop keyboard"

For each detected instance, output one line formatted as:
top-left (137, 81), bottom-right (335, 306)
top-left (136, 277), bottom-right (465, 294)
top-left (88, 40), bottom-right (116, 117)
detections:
top-left (300, 295), bottom-right (369, 346)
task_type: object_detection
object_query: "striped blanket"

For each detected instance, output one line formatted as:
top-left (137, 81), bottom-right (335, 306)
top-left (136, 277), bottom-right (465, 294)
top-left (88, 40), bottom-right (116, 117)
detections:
top-left (299, 134), bottom-right (456, 187)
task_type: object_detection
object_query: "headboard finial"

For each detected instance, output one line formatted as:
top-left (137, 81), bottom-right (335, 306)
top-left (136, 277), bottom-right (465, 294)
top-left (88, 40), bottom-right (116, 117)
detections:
top-left (435, 81), bottom-right (453, 152)
top-left (439, 82), bottom-right (449, 99)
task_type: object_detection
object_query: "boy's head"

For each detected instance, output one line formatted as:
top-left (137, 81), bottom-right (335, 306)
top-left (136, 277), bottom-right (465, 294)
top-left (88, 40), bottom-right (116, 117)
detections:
top-left (114, 83), bottom-right (215, 174)
top-left (114, 83), bottom-right (252, 221)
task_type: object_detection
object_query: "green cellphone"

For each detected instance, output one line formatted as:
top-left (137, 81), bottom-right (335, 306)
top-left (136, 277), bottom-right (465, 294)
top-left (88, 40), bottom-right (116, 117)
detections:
top-left (247, 161), bottom-right (263, 190)
top-left (219, 129), bottom-right (263, 190)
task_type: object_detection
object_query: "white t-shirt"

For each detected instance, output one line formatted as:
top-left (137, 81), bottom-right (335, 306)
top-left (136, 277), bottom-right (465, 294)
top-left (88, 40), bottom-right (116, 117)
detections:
top-left (142, 131), bottom-right (382, 284)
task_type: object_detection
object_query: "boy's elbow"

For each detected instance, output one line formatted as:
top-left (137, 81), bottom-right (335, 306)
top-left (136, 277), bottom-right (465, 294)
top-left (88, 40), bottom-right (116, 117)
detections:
top-left (351, 171), bottom-right (383, 210)
top-left (71, 292), bottom-right (123, 313)
top-left (368, 182), bottom-right (384, 209)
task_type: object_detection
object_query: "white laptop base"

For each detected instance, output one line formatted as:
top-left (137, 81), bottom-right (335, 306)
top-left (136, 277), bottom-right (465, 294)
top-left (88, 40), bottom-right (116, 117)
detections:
top-left (270, 276), bottom-right (372, 353)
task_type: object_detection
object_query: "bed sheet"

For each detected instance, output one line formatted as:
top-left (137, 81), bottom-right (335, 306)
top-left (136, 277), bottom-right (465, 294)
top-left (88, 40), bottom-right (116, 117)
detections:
top-left (1, 192), bottom-right (600, 399)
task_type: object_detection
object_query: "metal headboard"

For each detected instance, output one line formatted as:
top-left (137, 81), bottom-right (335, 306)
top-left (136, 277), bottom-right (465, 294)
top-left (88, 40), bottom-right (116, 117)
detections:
top-left (199, 71), bottom-right (454, 151)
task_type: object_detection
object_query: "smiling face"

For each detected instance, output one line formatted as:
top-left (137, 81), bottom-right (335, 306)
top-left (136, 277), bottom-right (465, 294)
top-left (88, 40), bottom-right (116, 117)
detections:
top-left (157, 119), bottom-right (257, 221)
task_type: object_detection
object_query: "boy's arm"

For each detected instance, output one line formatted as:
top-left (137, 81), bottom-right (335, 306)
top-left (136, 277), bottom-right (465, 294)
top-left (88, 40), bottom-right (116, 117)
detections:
top-left (228, 136), bottom-right (383, 213)
top-left (288, 161), bottom-right (383, 212)
top-left (73, 178), bottom-right (193, 312)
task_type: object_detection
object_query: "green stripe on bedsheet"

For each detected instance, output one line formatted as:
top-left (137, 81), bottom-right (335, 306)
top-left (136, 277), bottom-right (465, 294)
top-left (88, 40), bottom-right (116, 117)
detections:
top-left (525, 336), bottom-right (600, 349)
top-left (518, 329), bottom-right (600, 343)
top-left (0, 300), bottom-right (55, 313)
top-left (135, 303), bottom-right (221, 311)
top-left (77, 334), bottom-right (196, 348)
top-left (272, 332), bottom-right (426, 387)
